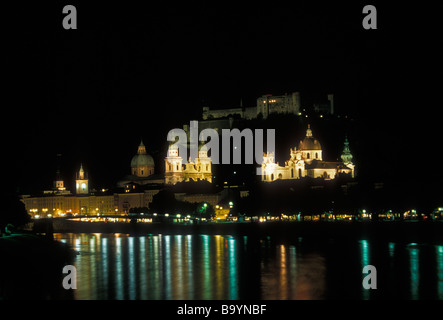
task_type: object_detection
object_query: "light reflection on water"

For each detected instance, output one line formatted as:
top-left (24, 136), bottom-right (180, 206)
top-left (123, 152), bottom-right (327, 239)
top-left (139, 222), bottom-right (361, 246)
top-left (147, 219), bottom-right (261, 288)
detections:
top-left (53, 233), bottom-right (443, 300)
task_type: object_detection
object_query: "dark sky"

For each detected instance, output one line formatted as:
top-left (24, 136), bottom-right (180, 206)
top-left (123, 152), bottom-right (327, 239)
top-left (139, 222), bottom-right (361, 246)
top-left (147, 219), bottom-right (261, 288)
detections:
top-left (4, 1), bottom-right (442, 194)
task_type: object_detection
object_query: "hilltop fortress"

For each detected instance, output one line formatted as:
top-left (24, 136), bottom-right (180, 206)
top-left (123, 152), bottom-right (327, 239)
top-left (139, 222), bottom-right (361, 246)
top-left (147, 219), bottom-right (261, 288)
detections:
top-left (202, 92), bottom-right (334, 120)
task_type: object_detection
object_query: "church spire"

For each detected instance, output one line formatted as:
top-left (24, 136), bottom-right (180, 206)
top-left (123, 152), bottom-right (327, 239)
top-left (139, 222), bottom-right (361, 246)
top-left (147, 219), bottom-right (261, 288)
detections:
top-left (306, 124), bottom-right (313, 137)
top-left (341, 136), bottom-right (353, 164)
top-left (54, 154), bottom-right (65, 190)
top-left (78, 163), bottom-right (85, 180)
top-left (137, 140), bottom-right (147, 155)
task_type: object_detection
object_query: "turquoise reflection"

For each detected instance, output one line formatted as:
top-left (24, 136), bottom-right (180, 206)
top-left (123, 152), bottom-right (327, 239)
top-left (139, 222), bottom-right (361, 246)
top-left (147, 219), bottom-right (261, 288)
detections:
top-left (408, 243), bottom-right (419, 300)
top-left (359, 240), bottom-right (370, 300)
top-left (128, 237), bottom-right (135, 300)
top-left (202, 235), bottom-right (211, 299)
top-left (164, 235), bottom-right (172, 299)
top-left (115, 236), bottom-right (123, 300)
top-left (388, 242), bottom-right (395, 258)
top-left (88, 236), bottom-right (96, 299)
top-left (228, 237), bottom-right (238, 299)
top-left (436, 246), bottom-right (443, 299)
top-left (175, 235), bottom-right (183, 298)
top-left (186, 235), bottom-right (194, 299)
top-left (152, 236), bottom-right (160, 299)
top-left (139, 237), bottom-right (147, 299)
top-left (101, 237), bottom-right (108, 299)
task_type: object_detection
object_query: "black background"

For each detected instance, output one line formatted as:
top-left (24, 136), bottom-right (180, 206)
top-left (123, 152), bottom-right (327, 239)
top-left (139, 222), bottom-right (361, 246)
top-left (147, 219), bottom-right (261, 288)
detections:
top-left (3, 1), bottom-right (442, 194)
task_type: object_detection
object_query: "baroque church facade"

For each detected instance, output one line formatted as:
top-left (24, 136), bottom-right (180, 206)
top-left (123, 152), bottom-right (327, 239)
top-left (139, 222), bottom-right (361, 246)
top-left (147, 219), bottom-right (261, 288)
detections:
top-left (261, 125), bottom-right (355, 182)
top-left (165, 142), bottom-right (212, 185)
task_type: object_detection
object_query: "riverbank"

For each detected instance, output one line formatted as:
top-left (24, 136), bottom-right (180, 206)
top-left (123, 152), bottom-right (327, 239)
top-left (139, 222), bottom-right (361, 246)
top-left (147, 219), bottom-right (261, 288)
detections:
top-left (0, 233), bottom-right (77, 299)
top-left (37, 219), bottom-right (443, 244)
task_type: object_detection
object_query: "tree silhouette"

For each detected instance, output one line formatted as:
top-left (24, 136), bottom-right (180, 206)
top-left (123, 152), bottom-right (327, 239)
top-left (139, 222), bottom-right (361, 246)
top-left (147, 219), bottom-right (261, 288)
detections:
top-left (0, 195), bottom-right (31, 234)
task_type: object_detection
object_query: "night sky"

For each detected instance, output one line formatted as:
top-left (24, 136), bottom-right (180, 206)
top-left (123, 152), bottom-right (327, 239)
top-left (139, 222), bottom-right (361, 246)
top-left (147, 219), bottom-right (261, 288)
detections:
top-left (4, 2), bottom-right (441, 194)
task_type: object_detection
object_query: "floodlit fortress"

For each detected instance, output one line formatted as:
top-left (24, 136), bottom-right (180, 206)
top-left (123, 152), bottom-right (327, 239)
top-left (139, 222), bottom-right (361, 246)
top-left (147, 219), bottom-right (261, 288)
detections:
top-left (261, 125), bottom-right (355, 181)
top-left (203, 92), bottom-right (303, 120)
top-left (202, 92), bottom-right (334, 121)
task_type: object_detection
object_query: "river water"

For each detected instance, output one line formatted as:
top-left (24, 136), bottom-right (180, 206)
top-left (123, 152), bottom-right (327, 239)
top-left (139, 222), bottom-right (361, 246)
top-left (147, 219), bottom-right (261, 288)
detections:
top-left (54, 233), bottom-right (443, 300)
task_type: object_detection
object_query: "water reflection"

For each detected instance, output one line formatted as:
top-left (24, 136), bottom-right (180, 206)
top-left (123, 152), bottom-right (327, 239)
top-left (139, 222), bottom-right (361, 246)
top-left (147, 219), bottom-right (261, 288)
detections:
top-left (437, 246), bottom-right (443, 299)
top-left (51, 233), bottom-right (442, 300)
top-left (360, 240), bottom-right (370, 300)
top-left (408, 243), bottom-right (420, 300)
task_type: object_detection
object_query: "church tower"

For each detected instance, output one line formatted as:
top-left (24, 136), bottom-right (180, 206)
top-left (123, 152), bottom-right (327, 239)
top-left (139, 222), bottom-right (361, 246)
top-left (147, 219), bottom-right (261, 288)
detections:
top-left (75, 164), bottom-right (89, 194)
top-left (196, 142), bottom-right (212, 183)
top-left (298, 124), bottom-right (322, 163)
top-left (53, 154), bottom-right (66, 191)
top-left (341, 137), bottom-right (355, 177)
top-left (165, 143), bottom-right (183, 185)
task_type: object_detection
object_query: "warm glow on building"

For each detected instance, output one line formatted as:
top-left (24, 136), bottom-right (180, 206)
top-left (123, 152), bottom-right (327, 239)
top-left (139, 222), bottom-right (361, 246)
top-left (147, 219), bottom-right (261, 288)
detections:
top-left (261, 125), bottom-right (355, 182)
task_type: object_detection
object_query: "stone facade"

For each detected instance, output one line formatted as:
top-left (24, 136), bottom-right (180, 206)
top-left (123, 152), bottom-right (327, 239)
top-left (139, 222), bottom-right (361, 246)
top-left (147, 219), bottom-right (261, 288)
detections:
top-left (165, 143), bottom-right (212, 185)
top-left (261, 125), bottom-right (355, 182)
top-left (202, 92), bottom-right (301, 121)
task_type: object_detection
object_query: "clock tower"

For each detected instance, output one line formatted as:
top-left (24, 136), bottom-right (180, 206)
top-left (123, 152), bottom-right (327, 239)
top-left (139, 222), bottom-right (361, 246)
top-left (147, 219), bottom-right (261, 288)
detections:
top-left (75, 164), bottom-right (89, 194)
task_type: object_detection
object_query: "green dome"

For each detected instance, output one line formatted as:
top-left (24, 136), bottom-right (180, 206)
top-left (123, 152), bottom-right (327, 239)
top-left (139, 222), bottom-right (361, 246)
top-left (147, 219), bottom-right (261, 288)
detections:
top-left (131, 154), bottom-right (154, 167)
top-left (131, 140), bottom-right (154, 168)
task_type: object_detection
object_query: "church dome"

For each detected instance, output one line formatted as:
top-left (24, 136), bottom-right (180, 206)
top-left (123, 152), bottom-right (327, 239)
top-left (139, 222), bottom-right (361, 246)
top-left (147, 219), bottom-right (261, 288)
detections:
top-left (299, 137), bottom-right (322, 150)
top-left (131, 153), bottom-right (154, 167)
top-left (131, 141), bottom-right (155, 168)
top-left (298, 125), bottom-right (322, 150)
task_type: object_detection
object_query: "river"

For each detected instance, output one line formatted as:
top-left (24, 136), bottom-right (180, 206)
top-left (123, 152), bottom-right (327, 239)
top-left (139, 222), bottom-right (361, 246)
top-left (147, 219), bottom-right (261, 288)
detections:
top-left (53, 232), bottom-right (443, 300)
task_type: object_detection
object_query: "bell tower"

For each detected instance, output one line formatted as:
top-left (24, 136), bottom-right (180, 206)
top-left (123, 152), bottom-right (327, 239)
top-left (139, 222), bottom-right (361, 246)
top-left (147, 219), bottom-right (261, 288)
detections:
top-left (53, 154), bottom-right (66, 191)
top-left (165, 143), bottom-right (183, 185)
top-left (341, 137), bottom-right (355, 177)
top-left (197, 142), bottom-right (212, 182)
top-left (75, 164), bottom-right (89, 194)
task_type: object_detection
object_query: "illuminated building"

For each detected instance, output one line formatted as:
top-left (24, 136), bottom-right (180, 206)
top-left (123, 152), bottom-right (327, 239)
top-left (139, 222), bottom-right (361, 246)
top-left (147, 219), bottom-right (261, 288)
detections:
top-left (21, 193), bottom-right (115, 217)
top-left (75, 164), bottom-right (89, 194)
top-left (54, 168), bottom-right (65, 192)
top-left (256, 92), bottom-right (301, 119)
top-left (131, 140), bottom-right (154, 177)
top-left (117, 140), bottom-right (164, 187)
top-left (202, 92), bottom-right (301, 121)
top-left (261, 125), bottom-right (355, 182)
top-left (165, 141), bottom-right (212, 185)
